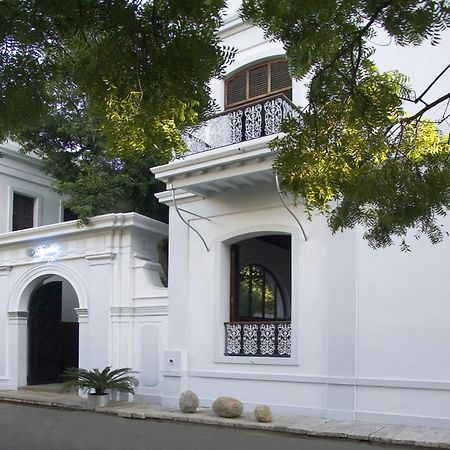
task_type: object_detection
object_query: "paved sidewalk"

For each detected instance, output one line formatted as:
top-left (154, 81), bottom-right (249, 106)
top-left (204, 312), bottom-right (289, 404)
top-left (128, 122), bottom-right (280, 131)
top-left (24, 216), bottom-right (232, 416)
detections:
top-left (0, 389), bottom-right (449, 448)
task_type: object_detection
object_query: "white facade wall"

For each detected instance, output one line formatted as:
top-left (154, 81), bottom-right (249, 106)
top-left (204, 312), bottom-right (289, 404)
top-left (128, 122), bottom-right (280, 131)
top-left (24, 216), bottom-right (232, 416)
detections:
top-left (158, 164), bottom-right (450, 426)
top-left (152, 8), bottom-right (450, 428)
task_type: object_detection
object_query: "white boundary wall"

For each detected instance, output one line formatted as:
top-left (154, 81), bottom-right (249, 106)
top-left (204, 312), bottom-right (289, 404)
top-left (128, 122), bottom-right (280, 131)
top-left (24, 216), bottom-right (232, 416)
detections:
top-left (0, 213), bottom-right (168, 402)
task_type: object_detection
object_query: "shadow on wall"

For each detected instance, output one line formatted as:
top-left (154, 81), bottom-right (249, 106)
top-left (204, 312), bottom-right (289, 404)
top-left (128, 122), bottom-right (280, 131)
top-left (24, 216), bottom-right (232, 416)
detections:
top-left (157, 238), bottom-right (168, 287)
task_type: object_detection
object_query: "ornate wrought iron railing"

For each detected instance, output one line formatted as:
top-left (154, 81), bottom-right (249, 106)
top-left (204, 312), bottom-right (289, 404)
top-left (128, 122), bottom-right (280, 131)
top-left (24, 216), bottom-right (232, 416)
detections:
top-left (183, 94), bottom-right (298, 156)
top-left (224, 321), bottom-right (291, 357)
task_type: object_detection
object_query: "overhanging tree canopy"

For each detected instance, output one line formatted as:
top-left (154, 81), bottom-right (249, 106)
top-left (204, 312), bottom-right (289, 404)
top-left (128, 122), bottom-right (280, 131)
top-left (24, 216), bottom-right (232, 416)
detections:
top-left (242, 0), bottom-right (450, 249)
top-left (0, 0), bottom-right (231, 222)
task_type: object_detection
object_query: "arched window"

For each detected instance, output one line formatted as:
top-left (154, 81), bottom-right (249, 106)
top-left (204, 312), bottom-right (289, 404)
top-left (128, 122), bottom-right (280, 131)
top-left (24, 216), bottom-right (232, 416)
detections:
top-left (237, 264), bottom-right (289, 321)
top-left (225, 59), bottom-right (292, 109)
top-left (226, 235), bottom-right (292, 357)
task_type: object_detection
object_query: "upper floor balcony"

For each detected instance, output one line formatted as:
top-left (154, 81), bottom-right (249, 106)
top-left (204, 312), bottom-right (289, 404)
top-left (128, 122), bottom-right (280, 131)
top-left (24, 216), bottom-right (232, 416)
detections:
top-left (152, 94), bottom-right (299, 197)
top-left (182, 93), bottom-right (298, 157)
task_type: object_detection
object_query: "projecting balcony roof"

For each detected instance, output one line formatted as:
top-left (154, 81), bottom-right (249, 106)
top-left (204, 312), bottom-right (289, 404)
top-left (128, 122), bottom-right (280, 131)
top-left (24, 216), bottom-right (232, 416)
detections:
top-left (152, 94), bottom-right (298, 196)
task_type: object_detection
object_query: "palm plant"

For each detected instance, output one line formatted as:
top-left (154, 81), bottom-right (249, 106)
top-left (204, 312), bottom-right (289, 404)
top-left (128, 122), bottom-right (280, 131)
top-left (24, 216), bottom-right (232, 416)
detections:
top-left (62, 366), bottom-right (139, 396)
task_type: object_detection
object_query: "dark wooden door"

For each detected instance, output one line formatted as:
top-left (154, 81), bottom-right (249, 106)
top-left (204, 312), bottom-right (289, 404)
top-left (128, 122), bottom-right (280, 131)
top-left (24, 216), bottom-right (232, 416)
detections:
top-left (60, 322), bottom-right (79, 371)
top-left (28, 281), bottom-right (62, 385)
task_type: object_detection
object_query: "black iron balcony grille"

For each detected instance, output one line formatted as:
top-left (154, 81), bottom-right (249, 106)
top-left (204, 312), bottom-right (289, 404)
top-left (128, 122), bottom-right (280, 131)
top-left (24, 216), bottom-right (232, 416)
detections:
top-left (183, 94), bottom-right (298, 156)
top-left (224, 321), bottom-right (291, 357)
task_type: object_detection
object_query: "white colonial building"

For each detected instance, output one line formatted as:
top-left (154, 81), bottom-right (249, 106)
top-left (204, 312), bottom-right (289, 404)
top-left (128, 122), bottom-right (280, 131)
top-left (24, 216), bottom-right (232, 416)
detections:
top-left (1, 1), bottom-right (450, 429)
top-left (151, 1), bottom-right (450, 428)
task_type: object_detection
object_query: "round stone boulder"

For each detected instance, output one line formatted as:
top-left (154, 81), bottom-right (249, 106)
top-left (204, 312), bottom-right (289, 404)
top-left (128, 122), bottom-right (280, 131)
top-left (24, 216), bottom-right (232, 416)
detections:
top-left (254, 405), bottom-right (272, 423)
top-left (179, 390), bottom-right (199, 413)
top-left (212, 396), bottom-right (243, 418)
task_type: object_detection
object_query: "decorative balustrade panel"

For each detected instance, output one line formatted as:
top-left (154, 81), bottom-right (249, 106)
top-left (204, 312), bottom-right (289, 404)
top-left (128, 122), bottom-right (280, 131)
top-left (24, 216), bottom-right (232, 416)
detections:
top-left (225, 321), bottom-right (291, 357)
top-left (182, 94), bottom-right (298, 156)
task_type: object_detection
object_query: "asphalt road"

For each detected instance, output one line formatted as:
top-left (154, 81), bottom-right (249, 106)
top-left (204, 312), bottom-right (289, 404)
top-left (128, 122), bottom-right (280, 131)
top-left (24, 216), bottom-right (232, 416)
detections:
top-left (0, 403), bottom-right (427, 450)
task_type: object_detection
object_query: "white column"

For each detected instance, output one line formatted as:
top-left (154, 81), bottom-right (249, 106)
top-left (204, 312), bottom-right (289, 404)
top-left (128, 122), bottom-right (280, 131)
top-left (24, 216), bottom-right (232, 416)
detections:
top-left (75, 308), bottom-right (90, 371)
top-left (325, 229), bottom-right (358, 421)
top-left (161, 208), bottom-right (190, 408)
top-left (110, 307), bottom-right (134, 369)
top-left (0, 266), bottom-right (12, 384)
top-left (7, 312), bottom-right (28, 388)
top-left (84, 253), bottom-right (115, 369)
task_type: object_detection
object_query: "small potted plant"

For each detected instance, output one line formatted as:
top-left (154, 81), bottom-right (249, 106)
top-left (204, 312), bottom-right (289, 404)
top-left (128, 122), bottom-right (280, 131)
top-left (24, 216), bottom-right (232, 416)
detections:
top-left (62, 366), bottom-right (139, 407)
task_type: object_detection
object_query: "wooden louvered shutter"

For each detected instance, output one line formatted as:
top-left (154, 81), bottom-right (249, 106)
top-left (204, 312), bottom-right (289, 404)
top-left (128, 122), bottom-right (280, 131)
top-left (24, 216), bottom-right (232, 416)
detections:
top-left (225, 60), bottom-right (292, 109)
top-left (226, 72), bottom-right (247, 107)
top-left (248, 65), bottom-right (268, 99)
top-left (270, 60), bottom-right (291, 91)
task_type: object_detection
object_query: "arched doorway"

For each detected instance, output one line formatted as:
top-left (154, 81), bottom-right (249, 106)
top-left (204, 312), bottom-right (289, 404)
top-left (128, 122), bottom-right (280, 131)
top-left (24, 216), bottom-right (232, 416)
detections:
top-left (27, 276), bottom-right (79, 385)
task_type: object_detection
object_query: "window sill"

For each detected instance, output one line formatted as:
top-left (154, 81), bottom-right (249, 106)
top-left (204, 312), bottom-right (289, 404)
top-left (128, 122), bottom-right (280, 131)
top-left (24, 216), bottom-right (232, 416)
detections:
top-left (214, 354), bottom-right (298, 366)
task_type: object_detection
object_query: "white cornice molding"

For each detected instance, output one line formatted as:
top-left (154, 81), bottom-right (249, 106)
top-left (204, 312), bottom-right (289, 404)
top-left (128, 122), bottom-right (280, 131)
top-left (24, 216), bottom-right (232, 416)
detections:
top-left (0, 161), bottom-right (53, 187)
top-left (188, 370), bottom-right (450, 392)
top-left (155, 189), bottom-right (203, 205)
top-left (8, 311), bottom-right (28, 319)
top-left (0, 143), bottom-right (43, 168)
top-left (85, 252), bottom-right (116, 266)
top-left (110, 306), bottom-right (134, 317)
top-left (0, 212), bottom-right (168, 247)
top-left (110, 305), bottom-right (168, 316)
top-left (151, 135), bottom-right (275, 183)
top-left (219, 16), bottom-right (251, 39)
top-left (74, 307), bottom-right (89, 318)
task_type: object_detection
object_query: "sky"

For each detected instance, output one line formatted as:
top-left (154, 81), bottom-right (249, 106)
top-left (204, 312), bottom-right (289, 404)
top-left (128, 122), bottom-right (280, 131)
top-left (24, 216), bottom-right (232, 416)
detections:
top-left (373, 28), bottom-right (450, 131)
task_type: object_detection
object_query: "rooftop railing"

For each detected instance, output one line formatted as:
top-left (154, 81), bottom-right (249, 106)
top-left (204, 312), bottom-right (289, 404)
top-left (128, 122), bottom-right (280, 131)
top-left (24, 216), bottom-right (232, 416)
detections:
top-left (182, 94), bottom-right (298, 156)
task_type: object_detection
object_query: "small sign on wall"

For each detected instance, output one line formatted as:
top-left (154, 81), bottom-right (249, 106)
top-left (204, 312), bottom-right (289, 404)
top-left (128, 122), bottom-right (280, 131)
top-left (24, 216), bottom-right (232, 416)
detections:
top-left (27, 244), bottom-right (61, 263)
